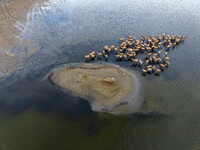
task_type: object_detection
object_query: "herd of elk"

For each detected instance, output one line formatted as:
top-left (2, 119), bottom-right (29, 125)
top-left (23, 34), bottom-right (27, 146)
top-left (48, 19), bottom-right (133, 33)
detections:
top-left (84, 34), bottom-right (186, 76)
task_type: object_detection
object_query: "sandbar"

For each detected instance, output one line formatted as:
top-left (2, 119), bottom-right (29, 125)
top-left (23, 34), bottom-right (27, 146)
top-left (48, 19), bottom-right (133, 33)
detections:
top-left (49, 63), bottom-right (143, 114)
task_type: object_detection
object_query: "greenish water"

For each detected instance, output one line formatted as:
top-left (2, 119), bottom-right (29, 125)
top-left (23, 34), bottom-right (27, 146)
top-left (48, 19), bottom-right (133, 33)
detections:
top-left (0, 0), bottom-right (200, 149)
top-left (0, 69), bottom-right (199, 150)
top-left (0, 109), bottom-right (175, 150)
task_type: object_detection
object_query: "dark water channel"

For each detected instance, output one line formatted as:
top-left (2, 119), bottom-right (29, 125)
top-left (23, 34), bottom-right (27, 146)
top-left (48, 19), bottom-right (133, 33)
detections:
top-left (0, 0), bottom-right (200, 149)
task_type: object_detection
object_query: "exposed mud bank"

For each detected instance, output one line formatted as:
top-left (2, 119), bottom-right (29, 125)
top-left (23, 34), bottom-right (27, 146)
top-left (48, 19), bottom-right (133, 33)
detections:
top-left (49, 63), bottom-right (144, 114)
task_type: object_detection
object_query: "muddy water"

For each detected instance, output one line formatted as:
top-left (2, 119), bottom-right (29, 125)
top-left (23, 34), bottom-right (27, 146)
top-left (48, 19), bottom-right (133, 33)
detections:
top-left (0, 0), bottom-right (200, 150)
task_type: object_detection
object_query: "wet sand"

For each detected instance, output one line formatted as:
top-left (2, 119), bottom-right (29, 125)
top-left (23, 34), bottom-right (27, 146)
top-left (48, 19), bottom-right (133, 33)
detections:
top-left (0, 0), bottom-right (47, 79)
top-left (0, 0), bottom-right (47, 51)
top-left (49, 63), bottom-right (143, 114)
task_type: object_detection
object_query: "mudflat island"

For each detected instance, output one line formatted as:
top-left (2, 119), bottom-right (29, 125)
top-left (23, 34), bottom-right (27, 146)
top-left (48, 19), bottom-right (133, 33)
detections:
top-left (49, 63), bottom-right (142, 113)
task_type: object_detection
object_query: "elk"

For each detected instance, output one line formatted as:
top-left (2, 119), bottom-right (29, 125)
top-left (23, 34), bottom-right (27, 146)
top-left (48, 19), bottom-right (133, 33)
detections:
top-left (104, 54), bottom-right (108, 60)
top-left (175, 38), bottom-right (181, 44)
top-left (123, 54), bottom-right (127, 60)
top-left (165, 60), bottom-right (170, 66)
top-left (96, 52), bottom-right (102, 59)
top-left (142, 69), bottom-right (147, 75)
top-left (181, 36), bottom-right (187, 39)
top-left (167, 43), bottom-right (172, 49)
top-left (89, 51), bottom-right (95, 55)
top-left (127, 48), bottom-right (133, 52)
top-left (152, 65), bottom-right (156, 72)
top-left (115, 54), bottom-right (123, 61)
top-left (145, 65), bottom-right (152, 69)
top-left (160, 64), bottom-right (166, 69)
top-left (139, 58), bottom-right (143, 66)
top-left (145, 52), bottom-right (152, 56)
top-left (163, 56), bottom-right (169, 61)
top-left (146, 59), bottom-right (149, 65)
top-left (158, 50), bottom-right (161, 55)
top-left (132, 58), bottom-right (138, 63)
top-left (110, 45), bottom-right (115, 49)
top-left (84, 55), bottom-right (90, 61)
top-left (149, 57), bottom-right (152, 62)
top-left (119, 38), bottom-right (125, 41)
top-left (147, 68), bottom-right (152, 73)
top-left (132, 58), bottom-right (138, 65)
top-left (155, 68), bottom-right (161, 76)
top-left (113, 47), bottom-right (119, 54)
top-left (104, 46), bottom-right (109, 50)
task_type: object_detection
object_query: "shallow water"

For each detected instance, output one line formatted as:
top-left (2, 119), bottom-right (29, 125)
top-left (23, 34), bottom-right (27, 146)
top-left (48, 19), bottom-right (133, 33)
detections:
top-left (0, 0), bottom-right (200, 149)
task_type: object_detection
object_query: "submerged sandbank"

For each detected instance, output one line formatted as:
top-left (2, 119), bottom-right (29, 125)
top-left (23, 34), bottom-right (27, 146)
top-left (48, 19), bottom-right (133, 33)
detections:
top-left (49, 63), bottom-right (143, 114)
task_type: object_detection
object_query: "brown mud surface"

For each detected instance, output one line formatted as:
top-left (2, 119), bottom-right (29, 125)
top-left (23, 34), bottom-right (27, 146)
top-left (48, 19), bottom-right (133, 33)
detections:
top-left (48, 63), bottom-right (143, 114)
top-left (49, 64), bottom-right (133, 106)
